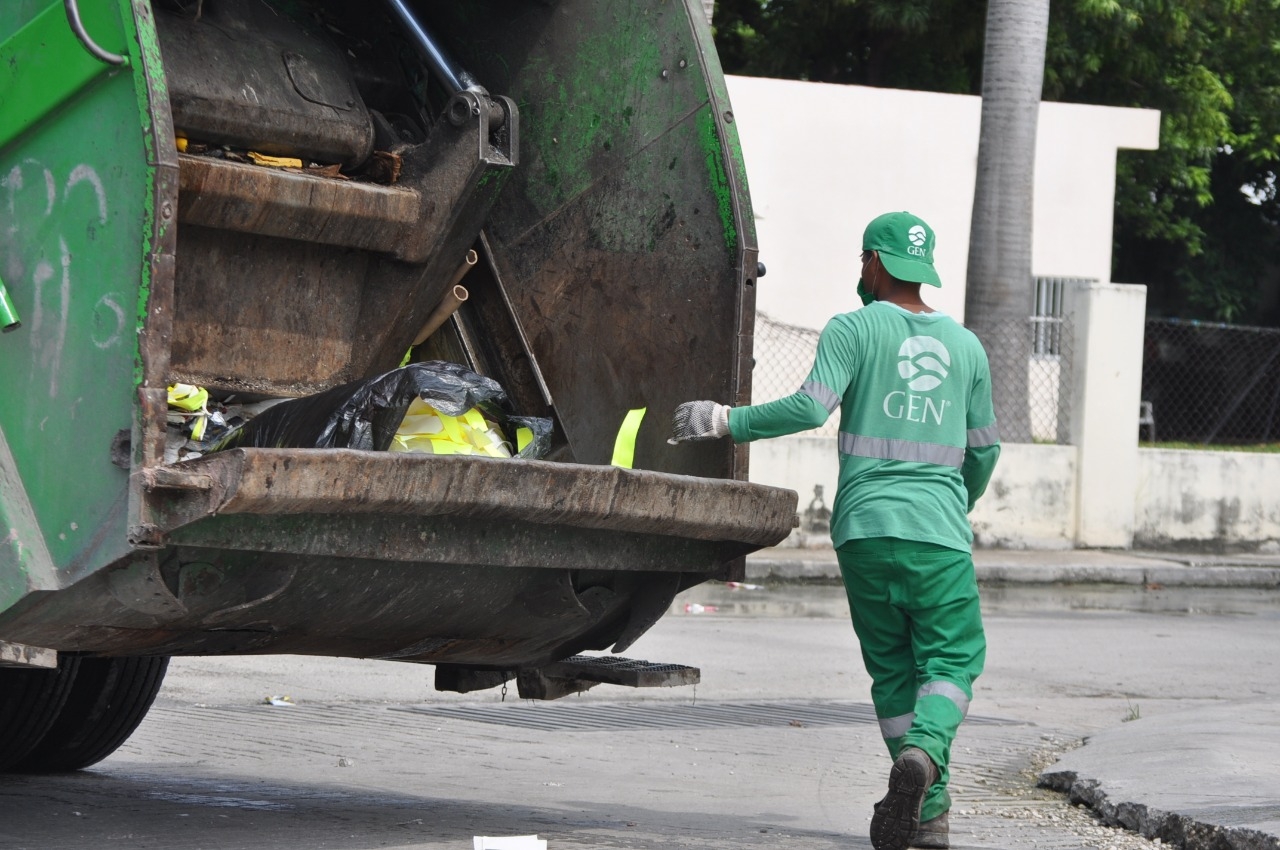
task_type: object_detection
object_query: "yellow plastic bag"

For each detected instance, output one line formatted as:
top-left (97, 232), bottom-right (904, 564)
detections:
top-left (390, 398), bottom-right (512, 457)
top-left (167, 383), bottom-right (210, 441)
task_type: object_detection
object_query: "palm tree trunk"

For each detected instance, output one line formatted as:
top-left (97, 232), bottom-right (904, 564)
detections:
top-left (965, 0), bottom-right (1050, 444)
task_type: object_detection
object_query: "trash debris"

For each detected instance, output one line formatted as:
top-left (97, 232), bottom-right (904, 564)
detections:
top-left (247, 151), bottom-right (303, 169)
top-left (683, 603), bottom-right (718, 614)
top-left (391, 398), bottom-right (513, 457)
top-left (263, 695), bottom-right (295, 706)
top-left (473, 837), bottom-right (546, 850)
top-left (725, 581), bottom-right (763, 591)
top-left (210, 361), bottom-right (552, 459)
top-left (361, 149), bottom-right (402, 184)
top-left (306, 163), bottom-right (347, 180)
top-left (611, 407), bottom-right (647, 469)
top-left (165, 390), bottom-right (284, 464)
top-left (167, 383), bottom-right (212, 449)
top-left (337, 756), bottom-right (354, 767)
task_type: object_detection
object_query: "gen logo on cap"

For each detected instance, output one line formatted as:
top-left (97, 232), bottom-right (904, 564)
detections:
top-left (862, 212), bottom-right (941, 287)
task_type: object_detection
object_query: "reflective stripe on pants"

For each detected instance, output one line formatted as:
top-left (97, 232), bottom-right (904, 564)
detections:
top-left (838, 536), bottom-right (986, 823)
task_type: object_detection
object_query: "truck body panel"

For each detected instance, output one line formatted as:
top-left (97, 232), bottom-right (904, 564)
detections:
top-left (0, 0), bottom-right (795, 705)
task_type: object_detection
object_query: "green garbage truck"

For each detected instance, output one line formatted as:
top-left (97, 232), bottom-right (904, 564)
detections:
top-left (0, 0), bottom-right (796, 772)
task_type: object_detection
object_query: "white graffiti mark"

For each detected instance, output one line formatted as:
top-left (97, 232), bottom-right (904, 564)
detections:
top-left (19, 158), bottom-right (56, 217)
top-left (66, 164), bottom-right (108, 224)
top-left (29, 243), bottom-right (72, 400)
top-left (93, 293), bottom-right (126, 349)
top-left (26, 258), bottom-right (54, 413)
top-left (29, 259), bottom-right (54, 342)
top-left (2, 165), bottom-right (19, 218)
top-left (5, 159), bottom-right (118, 399)
top-left (48, 238), bottom-right (72, 398)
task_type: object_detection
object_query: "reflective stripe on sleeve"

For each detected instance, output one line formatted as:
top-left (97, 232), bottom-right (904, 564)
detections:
top-left (838, 433), bottom-right (965, 468)
top-left (966, 422), bottom-right (1001, 447)
top-left (800, 380), bottom-right (841, 413)
top-left (918, 681), bottom-right (971, 716)
top-left (878, 712), bottom-right (915, 740)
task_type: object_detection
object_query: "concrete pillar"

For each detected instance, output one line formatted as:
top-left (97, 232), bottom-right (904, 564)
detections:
top-left (1063, 280), bottom-right (1148, 547)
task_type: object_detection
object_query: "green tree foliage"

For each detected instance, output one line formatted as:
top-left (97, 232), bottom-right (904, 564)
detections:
top-left (713, 0), bottom-right (1280, 325)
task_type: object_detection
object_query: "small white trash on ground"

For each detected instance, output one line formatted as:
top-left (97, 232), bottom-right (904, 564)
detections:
top-left (473, 837), bottom-right (547, 850)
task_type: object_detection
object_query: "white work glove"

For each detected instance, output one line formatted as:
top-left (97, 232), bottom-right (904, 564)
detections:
top-left (669, 401), bottom-right (731, 444)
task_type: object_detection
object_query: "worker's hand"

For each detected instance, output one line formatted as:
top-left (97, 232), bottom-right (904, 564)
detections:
top-left (669, 401), bottom-right (731, 444)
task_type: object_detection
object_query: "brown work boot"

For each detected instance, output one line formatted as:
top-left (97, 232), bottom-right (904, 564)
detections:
top-left (870, 747), bottom-right (938, 850)
top-left (910, 811), bottom-right (949, 849)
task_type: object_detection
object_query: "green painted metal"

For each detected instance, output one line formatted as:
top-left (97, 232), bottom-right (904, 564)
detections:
top-left (0, 0), bottom-right (159, 612)
top-left (0, 1), bottom-right (131, 153)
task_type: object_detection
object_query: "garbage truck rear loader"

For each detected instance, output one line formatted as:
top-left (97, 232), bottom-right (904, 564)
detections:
top-left (0, 0), bottom-right (796, 772)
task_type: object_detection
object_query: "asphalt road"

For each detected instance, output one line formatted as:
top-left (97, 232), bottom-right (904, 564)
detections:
top-left (3, 583), bottom-right (1278, 850)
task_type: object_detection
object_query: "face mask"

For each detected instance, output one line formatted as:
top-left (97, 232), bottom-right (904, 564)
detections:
top-left (857, 277), bottom-right (875, 307)
top-left (858, 260), bottom-right (879, 306)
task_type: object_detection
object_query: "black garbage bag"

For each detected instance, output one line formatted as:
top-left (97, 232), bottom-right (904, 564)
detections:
top-left (209, 361), bottom-right (553, 458)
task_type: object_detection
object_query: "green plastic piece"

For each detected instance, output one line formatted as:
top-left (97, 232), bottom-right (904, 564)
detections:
top-left (0, 275), bottom-right (19, 331)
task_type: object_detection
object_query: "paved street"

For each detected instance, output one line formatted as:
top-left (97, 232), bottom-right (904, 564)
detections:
top-left (2, 578), bottom-right (1278, 850)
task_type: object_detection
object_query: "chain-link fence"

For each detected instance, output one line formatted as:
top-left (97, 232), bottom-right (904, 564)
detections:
top-left (752, 313), bottom-right (838, 436)
top-left (751, 310), bottom-right (1074, 444)
top-left (968, 315), bottom-right (1074, 445)
top-left (1142, 318), bottom-right (1280, 444)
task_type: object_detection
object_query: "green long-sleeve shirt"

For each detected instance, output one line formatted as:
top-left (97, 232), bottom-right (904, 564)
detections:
top-left (729, 302), bottom-right (1000, 552)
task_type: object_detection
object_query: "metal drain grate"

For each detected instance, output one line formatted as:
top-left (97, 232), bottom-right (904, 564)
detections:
top-left (394, 700), bottom-right (1021, 732)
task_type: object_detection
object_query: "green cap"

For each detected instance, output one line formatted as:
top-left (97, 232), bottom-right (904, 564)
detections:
top-left (862, 211), bottom-right (941, 287)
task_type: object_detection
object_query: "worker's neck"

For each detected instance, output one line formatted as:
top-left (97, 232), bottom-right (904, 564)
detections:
top-left (881, 284), bottom-right (934, 314)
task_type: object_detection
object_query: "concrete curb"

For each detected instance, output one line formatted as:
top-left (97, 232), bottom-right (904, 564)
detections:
top-left (1039, 770), bottom-right (1280, 850)
top-left (745, 551), bottom-right (1280, 587)
top-left (1034, 702), bottom-right (1280, 850)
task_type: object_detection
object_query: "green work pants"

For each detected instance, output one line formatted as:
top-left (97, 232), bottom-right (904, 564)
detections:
top-left (837, 536), bottom-right (986, 821)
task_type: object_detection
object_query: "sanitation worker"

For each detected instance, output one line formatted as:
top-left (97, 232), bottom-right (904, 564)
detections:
top-left (669, 211), bottom-right (1000, 850)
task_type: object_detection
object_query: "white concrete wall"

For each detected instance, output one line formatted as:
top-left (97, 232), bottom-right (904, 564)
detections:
top-left (751, 438), bottom-right (1079, 550)
top-left (750, 436), bottom-right (1280, 551)
top-left (1134, 449), bottom-right (1280, 549)
top-left (969, 444), bottom-right (1077, 549)
top-left (725, 76), bottom-right (1161, 327)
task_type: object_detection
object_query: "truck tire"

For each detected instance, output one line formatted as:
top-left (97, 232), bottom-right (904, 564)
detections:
top-left (0, 655), bottom-right (82, 771)
top-left (15, 656), bottom-right (170, 773)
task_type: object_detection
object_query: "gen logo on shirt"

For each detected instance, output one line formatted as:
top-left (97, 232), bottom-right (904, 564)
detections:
top-left (897, 336), bottom-right (951, 391)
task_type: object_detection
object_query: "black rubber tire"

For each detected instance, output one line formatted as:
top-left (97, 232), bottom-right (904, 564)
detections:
top-left (0, 655), bottom-right (82, 771)
top-left (14, 656), bottom-right (170, 773)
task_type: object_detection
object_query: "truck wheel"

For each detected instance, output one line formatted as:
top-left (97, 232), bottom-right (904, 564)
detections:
top-left (15, 656), bottom-right (170, 773)
top-left (0, 655), bottom-right (82, 771)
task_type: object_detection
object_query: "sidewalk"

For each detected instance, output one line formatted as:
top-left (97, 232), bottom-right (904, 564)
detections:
top-left (745, 543), bottom-right (1280, 850)
top-left (746, 545), bottom-right (1280, 587)
top-left (1041, 701), bottom-right (1280, 850)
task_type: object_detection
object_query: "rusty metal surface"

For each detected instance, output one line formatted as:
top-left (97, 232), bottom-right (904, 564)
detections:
top-left (0, 551), bottom-right (688, 668)
top-left (424, 1), bottom-right (759, 478)
top-left (176, 155), bottom-right (421, 252)
top-left (166, 513), bottom-right (752, 573)
top-left (145, 449), bottom-right (798, 547)
top-left (156, 0), bottom-right (375, 167)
